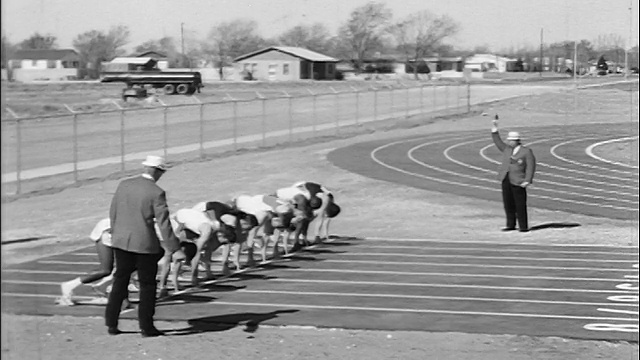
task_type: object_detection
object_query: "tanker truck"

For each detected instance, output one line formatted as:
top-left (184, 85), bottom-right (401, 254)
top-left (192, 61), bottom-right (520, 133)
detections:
top-left (100, 57), bottom-right (204, 99)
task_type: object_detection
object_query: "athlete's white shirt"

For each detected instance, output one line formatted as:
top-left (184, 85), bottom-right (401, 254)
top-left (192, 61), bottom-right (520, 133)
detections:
top-left (172, 208), bottom-right (218, 235)
top-left (89, 218), bottom-right (112, 247)
top-left (276, 186), bottom-right (310, 201)
top-left (235, 194), bottom-right (274, 224)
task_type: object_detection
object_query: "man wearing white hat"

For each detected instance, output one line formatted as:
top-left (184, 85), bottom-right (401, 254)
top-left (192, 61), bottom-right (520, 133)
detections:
top-left (491, 115), bottom-right (537, 232)
top-left (106, 155), bottom-right (183, 337)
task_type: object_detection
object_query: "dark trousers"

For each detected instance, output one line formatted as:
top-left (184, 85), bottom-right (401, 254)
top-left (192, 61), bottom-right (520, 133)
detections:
top-left (105, 248), bottom-right (161, 331)
top-left (501, 176), bottom-right (528, 230)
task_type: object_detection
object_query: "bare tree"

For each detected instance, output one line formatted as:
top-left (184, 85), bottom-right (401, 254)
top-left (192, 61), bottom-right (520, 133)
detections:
top-left (337, 1), bottom-right (393, 72)
top-left (203, 19), bottom-right (268, 80)
top-left (73, 25), bottom-right (130, 79)
top-left (278, 23), bottom-right (333, 54)
top-left (390, 10), bottom-right (459, 79)
top-left (19, 32), bottom-right (58, 50)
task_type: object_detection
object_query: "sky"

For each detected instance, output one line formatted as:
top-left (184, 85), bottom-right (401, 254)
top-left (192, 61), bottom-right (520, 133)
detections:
top-left (1, 0), bottom-right (638, 53)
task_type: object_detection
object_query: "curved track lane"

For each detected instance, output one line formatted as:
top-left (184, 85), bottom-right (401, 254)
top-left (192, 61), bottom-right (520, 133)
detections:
top-left (328, 122), bottom-right (639, 220)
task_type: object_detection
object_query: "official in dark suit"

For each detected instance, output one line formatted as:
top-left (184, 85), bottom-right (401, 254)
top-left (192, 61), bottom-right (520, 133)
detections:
top-left (491, 116), bottom-right (536, 232)
top-left (105, 155), bottom-right (182, 337)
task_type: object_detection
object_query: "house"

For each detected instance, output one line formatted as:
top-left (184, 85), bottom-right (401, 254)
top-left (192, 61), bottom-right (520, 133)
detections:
top-left (407, 56), bottom-right (465, 78)
top-left (465, 54), bottom-right (516, 73)
top-left (8, 49), bottom-right (80, 82)
top-left (233, 46), bottom-right (339, 81)
top-left (101, 57), bottom-right (160, 73)
top-left (135, 51), bottom-right (169, 69)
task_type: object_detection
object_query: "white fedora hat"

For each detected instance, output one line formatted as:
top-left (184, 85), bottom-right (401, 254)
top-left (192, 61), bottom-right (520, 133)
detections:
top-left (141, 155), bottom-right (167, 171)
top-left (507, 131), bottom-right (520, 141)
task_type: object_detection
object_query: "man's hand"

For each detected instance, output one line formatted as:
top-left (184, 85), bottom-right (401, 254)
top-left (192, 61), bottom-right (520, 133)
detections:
top-left (491, 115), bottom-right (499, 132)
top-left (520, 181), bottom-right (530, 188)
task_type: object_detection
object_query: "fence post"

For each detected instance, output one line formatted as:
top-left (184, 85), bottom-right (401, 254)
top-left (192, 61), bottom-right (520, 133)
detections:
top-left (72, 113), bottom-right (78, 184)
top-left (467, 82), bottom-right (471, 113)
top-left (374, 87), bottom-right (378, 122)
top-left (199, 104), bottom-right (205, 158)
top-left (163, 106), bottom-right (168, 160)
top-left (432, 82), bottom-right (436, 118)
top-left (420, 84), bottom-right (424, 115)
top-left (261, 98), bottom-right (267, 147)
top-left (445, 85), bottom-right (449, 115)
top-left (233, 101), bottom-right (238, 152)
top-left (456, 83), bottom-right (461, 113)
top-left (405, 84), bottom-right (409, 120)
top-left (351, 86), bottom-right (359, 126)
top-left (15, 118), bottom-right (22, 194)
top-left (330, 87), bottom-right (339, 135)
top-left (288, 96), bottom-right (293, 143)
top-left (390, 86), bottom-right (395, 123)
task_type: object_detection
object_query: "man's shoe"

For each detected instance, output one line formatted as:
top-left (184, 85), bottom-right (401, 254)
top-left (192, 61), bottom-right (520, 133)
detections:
top-left (501, 227), bottom-right (517, 232)
top-left (290, 242), bottom-right (303, 252)
top-left (107, 327), bottom-right (122, 335)
top-left (141, 328), bottom-right (165, 337)
top-left (519, 229), bottom-right (530, 233)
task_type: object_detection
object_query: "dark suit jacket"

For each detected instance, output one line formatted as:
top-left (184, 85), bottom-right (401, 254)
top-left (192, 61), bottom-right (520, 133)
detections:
top-left (109, 175), bottom-right (180, 254)
top-left (492, 131), bottom-right (536, 186)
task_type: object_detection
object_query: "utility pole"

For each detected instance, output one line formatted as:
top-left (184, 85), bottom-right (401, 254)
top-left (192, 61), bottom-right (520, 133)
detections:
top-left (539, 28), bottom-right (544, 77)
top-left (573, 40), bottom-right (578, 84)
top-left (181, 22), bottom-right (186, 69)
top-left (625, 0), bottom-right (632, 80)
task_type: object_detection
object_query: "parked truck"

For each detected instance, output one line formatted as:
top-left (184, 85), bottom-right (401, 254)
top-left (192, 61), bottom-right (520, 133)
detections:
top-left (100, 57), bottom-right (204, 99)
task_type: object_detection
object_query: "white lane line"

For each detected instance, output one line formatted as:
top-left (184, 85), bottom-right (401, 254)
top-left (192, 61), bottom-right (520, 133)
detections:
top-left (4, 260), bottom-right (638, 274)
top-left (480, 143), bottom-right (638, 183)
top-left (278, 268), bottom-right (637, 283)
top-left (411, 142), bottom-right (638, 203)
top-left (241, 289), bottom-right (639, 307)
top-left (321, 259), bottom-right (639, 272)
top-left (551, 137), bottom-right (639, 174)
top-left (359, 245), bottom-right (638, 256)
top-left (37, 253), bottom-right (639, 266)
top-left (332, 252), bottom-right (638, 263)
top-left (0, 289), bottom-right (626, 308)
top-left (363, 237), bottom-right (639, 248)
top-left (5, 267), bottom-right (636, 285)
top-left (446, 139), bottom-right (638, 197)
top-left (1, 293), bottom-right (637, 322)
top-left (372, 139), bottom-right (637, 211)
top-left (586, 137), bottom-right (639, 169)
top-left (270, 278), bottom-right (638, 294)
top-left (206, 301), bottom-right (639, 322)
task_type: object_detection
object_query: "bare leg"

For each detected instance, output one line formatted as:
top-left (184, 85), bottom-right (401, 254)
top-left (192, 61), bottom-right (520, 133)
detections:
top-left (219, 243), bottom-right (232, 276)
top-left (190, 226), bottom-right (212, 286)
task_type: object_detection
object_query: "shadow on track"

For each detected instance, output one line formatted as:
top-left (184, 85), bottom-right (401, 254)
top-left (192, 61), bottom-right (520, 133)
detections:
top-left (168, 309), bottom-right (300, 335)
top-left (529, 222), bottom-right (581, 231)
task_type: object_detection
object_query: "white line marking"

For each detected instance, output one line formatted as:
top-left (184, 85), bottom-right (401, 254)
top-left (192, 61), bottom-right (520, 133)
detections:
top-left (586, 137), bottom-right (639, 169)
top-left (281, 268), bottom-right (638, 283)
top-left (411, 141), bottom-right (638, 203)
top-left (445, 139), bottom-right (638, 197)
top-left (371, 138), bottom-right (637, 211)
top-left (363, 237), bottom-right (639, 248)
top-left (480, 143), bottom-right (638, 183)
top-left (360, 245), bottom-right (638, 256)
top-left (321, 259), bottom-right (639, 272)
top-left (241, 289), bottom-right (639, 307)
top-left (332, 252), bottom-right (639, 263)
top-left (270, 278), bottom-right (638, 294)
top-left (597, 308), bottom-right (639, 315)
top-left (1, 292), bottom-right (637, 322)
top-left (551, 137), bottom-right (638, 174)
top-left (204, 301), bottom-right (639, 322)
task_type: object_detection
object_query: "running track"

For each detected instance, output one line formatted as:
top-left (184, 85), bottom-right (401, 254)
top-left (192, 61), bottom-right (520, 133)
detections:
top-left (1, 122), bottom-right (638, 342)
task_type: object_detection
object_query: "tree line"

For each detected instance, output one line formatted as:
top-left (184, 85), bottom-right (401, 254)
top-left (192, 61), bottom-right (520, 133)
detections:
top-left (1, 1), bottom-right (638, 79)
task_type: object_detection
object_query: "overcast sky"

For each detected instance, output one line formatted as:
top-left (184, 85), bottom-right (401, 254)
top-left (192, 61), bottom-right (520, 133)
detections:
top-left (2, 0), bottom-right (638, 52)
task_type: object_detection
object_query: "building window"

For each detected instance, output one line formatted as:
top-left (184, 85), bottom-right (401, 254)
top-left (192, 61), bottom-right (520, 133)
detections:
top-left (11, 60), bottom-right (22, 68)
top-left (327, 64), bottom-right (334, 74)
top-left (283, 63), bottom-right (289, 75)
top-left (47, 60), bottom-right (56, 68)
top-left (32, 60), bottom-right (38, 67)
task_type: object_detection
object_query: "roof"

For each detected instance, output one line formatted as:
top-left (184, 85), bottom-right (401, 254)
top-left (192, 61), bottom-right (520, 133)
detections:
top-left (109, 57), bottom-right (157, 65)
top-left (12, 49), bottom-right (78, 60)
top-left (234, 46), bottom-right (338, 62)
top-left (135, 51), bottom-right (168, 58)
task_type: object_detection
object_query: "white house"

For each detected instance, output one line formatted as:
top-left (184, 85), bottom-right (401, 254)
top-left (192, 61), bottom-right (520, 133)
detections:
top-left (8, 49), bottom-right (80, 82)
top-left (465, 54), bottom-right (516, 72)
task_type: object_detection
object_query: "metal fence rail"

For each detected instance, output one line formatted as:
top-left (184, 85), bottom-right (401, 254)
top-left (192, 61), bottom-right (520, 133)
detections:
top-left (1, 82), bottom-right (476, 195)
